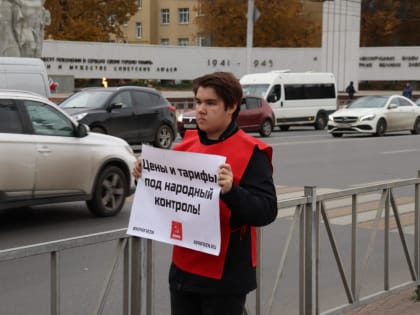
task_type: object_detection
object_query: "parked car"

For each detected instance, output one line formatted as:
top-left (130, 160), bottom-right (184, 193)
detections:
top-left (177, 96), bottom-right (274, 137)
top-left (0, 57), bottom-right (51, 98)
top-left (328, 95), bottom-right (420, 137)
top-left (60, 86), bottom-right (177, 149)
top-left (0, 90), bottom-right (137, 216)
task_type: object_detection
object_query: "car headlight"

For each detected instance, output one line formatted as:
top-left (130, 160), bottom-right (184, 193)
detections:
top-left (328, 114), bottom-right (334, 121)
top-left (73, 112), bottom-right (88, 121)
top-left (360, 114), bottom-right (376, 121)
top-left (177, 113), bottom-right (183, 122)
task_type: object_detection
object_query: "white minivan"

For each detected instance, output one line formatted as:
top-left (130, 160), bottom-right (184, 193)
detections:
top-left (240, 70), bottom-right (337, 130)
top-left (0, 57), bottom-right (50, 98)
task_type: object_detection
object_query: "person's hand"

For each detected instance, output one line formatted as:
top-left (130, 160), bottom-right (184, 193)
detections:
top-left (218, 163), bottom-right (233, 194)
top-left (132, 157), bottom-right (142, 180)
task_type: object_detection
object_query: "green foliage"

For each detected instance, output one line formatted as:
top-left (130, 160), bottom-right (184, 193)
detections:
top-left (44, 0), bottom-right (138, 41)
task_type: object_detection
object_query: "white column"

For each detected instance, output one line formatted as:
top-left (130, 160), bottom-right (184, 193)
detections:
top-left (321, 0), bottom-right (361, 91)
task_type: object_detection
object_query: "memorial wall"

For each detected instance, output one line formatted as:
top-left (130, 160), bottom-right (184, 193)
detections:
top-left (41, 40), bottom-right (420, 88)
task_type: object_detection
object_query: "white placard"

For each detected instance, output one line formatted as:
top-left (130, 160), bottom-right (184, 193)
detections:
top-left (127, 145), bottom-right (226, 255)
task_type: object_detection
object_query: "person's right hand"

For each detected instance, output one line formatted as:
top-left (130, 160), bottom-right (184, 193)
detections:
top-left (132, 157), bottom-right (142, 180)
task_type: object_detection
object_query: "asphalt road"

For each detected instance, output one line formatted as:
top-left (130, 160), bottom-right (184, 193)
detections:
top-left (1, 128), bottom-right (420, 314)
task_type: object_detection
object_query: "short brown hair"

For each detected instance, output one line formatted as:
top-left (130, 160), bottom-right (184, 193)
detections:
top-left (193, 72), bottom-right (242, 120)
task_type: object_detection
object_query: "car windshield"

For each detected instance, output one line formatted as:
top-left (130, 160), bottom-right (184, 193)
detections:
top-left (242, 84), bottom-right (269, 98)
top-left (60, 90), bottom-right (113, 109)
top-left (347, 96), bottom-right (388, 109)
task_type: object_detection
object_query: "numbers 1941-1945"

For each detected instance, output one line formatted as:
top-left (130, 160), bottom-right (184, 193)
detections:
top-left (207, 59), bottom-right (274, 68)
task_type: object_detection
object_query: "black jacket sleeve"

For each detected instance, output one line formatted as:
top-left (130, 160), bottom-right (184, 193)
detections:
top-left (220, 147), bottom-right (278, 227)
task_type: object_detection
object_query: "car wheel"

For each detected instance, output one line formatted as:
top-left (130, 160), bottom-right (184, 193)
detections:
top-left (86, 166), bottom-right (128, 217)
top-left (154, 125), bottom-right (174, 149)
top-left (375, 119), bottom-right (387, 137)
top-left (280, 125), bottom-right (290, 131)
top-left (332, 133), bottom-right (343, 138)
top-left (411, 117), bottom-right (420, 134)
top-left (259, 119), bottom-right (273, 137)
top-left (91, 126), bottom-right (106, 134)
top-left (314, 113), bottom-right (327, 130)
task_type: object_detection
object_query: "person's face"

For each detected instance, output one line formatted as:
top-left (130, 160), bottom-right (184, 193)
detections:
top-left (194, 86), bottom-right (236, 140)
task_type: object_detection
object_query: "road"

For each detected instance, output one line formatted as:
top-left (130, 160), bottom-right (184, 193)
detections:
top-left (1, 128), bottom-right (420, 314)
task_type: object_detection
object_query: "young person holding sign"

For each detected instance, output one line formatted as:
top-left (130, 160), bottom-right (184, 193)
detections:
top-left (132, 72), bottom-right (277, 315)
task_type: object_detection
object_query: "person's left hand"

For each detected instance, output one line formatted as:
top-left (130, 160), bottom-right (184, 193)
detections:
top-left (132, 156), bottom-right (142, 180)
top-left (218, 163), bottom-right (233, 194)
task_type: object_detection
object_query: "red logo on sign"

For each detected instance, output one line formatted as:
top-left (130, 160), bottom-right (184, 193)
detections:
top-left (170, 221), bottom-right (183, 240)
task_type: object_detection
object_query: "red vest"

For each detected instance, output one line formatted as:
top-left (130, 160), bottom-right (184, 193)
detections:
top-left (172, 129), bottom-right (272, 279)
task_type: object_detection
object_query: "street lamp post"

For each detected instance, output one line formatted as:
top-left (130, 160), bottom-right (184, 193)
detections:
top-left (246, 0), bottom-right (255, 74)
top-left (246, 0), bottom-right (260, 74)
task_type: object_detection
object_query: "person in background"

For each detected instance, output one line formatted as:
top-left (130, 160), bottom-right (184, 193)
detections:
top-left (132, 71), bottom-right (278, 315)
top-left (402, 82), bottom-right (413, 99)
top-left (345, 81), bottom-right (356, 99)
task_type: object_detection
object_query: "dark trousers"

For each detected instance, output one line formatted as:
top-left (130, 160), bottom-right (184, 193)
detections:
top-left (170, 289), bottom-right (246, 315)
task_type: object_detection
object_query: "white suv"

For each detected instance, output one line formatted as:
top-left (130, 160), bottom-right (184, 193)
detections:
top-left (0, 90), bottom-right (136, 217)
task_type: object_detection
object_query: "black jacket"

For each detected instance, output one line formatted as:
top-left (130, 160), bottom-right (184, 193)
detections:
top-left (169, 122), bottom-right (278, 294)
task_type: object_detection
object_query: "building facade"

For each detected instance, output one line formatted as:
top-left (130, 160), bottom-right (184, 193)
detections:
top-left (120, 0), bottom-right (324, 47)
top-left (121, 0), bottom-right (201, 46)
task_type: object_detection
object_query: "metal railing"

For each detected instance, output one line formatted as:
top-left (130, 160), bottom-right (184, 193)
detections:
top-left (1, 171), bottom-right (420, 315)
top-left (0, 229), bottom-right (153, 315)
top-left (257, 171), bottom-right (420, 315)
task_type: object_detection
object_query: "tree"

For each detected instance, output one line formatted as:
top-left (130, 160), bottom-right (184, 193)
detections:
top-left (44, 0), bottom-right (138, 42)
top-left (361, 0), bottom-right (401, 46)
top-left (195, 0), bottom-right (322, 47)
top-left (195, 0), bottom-right (248, 47)
top-left (254, 0), bottom-right (321, 47)
top-left (396, 0), bottom-right (420, 45)
top-left (361, 0), bottom-right (420, 47)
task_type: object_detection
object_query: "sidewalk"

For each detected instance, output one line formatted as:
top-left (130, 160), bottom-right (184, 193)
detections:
top-left (344, 287), bottom-right (420, 315)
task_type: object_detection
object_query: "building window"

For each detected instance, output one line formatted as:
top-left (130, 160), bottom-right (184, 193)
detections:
top-left (161, 8), bottom-right (170, 24)
top-left (197, 0), bottom-right (205, 16)
top-left (178, 8), bottom-right (189, 24)
top-left (135, 22), bottom-right (142, 39)
top-left (178, 38), bottom-right (189, 46)
top-left (137, 0), bottom-right (142, 8)
top-left (160, 38), bottom-right (169, 45)
top-left (197, 35), bottom-right (209, 47)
